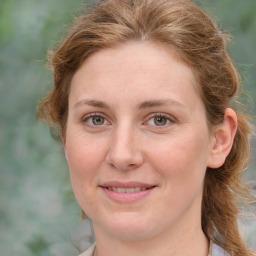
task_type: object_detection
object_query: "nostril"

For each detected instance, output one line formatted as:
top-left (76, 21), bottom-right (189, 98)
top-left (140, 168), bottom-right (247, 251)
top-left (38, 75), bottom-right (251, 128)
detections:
top-left (105, 135), bottom-right (144, 170)
top-left (106, 152), bottom-right (143, 171)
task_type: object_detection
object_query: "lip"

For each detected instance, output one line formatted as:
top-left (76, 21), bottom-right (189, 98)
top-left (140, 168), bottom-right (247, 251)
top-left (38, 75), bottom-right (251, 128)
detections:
top-left (99, 181), bottom-right (156, 203)
top-left (100, 181), bottom-right (155, 188)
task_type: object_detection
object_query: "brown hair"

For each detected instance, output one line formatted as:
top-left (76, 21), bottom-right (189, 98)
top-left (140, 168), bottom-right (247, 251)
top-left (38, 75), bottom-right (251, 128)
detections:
top-left (37, 0), bottom-right (255, 255)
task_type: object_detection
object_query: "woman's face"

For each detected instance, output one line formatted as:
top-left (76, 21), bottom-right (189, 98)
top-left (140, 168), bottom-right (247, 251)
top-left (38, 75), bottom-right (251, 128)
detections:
top-left (64, 41), bottom-right (215, 240)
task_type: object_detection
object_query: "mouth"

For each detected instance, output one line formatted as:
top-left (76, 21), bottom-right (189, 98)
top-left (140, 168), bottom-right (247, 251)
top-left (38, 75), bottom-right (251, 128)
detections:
top-left (102, 186), bottom-right (153, 193)
top-left (99, 181), bottom-right (156, 202)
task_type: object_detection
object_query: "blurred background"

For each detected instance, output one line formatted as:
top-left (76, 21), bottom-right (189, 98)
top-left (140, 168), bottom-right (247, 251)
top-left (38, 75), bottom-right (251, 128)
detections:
top-left (0, 0), bottom-right (255, 255)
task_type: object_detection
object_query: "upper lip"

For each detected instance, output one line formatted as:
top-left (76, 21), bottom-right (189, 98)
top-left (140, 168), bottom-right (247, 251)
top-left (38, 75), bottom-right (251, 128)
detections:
top-left (100, 181), bottom-right (156, 189)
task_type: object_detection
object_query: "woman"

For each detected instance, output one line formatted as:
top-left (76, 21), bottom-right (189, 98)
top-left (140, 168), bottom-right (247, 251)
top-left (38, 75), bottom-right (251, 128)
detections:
top-left (37, 0), bottom-right (255, 255)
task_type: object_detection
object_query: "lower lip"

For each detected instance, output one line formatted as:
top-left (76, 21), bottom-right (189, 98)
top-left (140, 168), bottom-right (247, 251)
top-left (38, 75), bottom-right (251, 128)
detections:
top-left (100, 187), bottom-right (155, 203)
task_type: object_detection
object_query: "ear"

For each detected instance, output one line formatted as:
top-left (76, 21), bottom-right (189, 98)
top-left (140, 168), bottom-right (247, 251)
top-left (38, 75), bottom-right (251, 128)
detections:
top-left (207, 108), bottom-right (237, 168)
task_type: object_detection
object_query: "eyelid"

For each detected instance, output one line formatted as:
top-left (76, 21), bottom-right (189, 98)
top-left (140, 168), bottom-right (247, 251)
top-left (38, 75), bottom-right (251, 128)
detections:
top-left (81, 112), bottom-right (176, 128)
top-left (81, 112), bottom-right (111, 127)
top-left (144, 113), bottom-right (176, 127)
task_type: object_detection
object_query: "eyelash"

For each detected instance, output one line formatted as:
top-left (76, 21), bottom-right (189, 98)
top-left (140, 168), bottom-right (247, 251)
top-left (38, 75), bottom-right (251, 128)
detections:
top-left (81, 112), bottom-right (175, 128)
top-left (81, 112), bottom-right (111, 127)
top-left (144, 113), bottom-right (175, 128)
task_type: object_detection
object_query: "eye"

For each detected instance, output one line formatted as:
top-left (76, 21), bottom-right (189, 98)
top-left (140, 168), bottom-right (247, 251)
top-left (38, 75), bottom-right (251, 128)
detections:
top-left (90, 116), bottom-right (105, 125)
top-left (146, 114), bottom-right (174, 127)
top-left (82, 113), bottom-right (109, 127)
top-left (153, 116), bottom-right (169, 126)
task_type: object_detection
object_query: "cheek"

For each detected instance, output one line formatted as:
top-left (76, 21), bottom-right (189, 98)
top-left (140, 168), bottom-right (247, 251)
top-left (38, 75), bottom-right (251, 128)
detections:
top-left (64, 134), bottom-right (107, 206)
top-left (148, 134), bottom-right (209, 217)
top-left (65, 133), bottom-right (107, 176)
top-left (148, 131), bottom-right (210, 188)
top-left (66, 146), bottom-right (100, 215)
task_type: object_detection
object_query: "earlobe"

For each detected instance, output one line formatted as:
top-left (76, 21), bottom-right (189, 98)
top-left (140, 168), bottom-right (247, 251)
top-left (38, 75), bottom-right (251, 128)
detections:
top-left (207, 108), bottom-right (238, 168)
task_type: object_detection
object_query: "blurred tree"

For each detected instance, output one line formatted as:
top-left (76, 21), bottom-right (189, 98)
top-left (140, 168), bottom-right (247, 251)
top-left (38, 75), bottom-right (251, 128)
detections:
top-left (0, 0), bottom-right (255, 255)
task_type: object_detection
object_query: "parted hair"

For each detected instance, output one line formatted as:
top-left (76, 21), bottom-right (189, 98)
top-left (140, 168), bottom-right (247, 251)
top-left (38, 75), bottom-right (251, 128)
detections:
top-left (37, 0), bottom-right (255, 255)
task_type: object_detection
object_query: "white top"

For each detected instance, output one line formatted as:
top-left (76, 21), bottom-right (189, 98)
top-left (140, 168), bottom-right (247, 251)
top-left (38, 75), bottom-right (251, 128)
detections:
top-left (79, 243), bottom-right (96, 256)
top-left (211, 242), bottom-right (229, 256)
top-left (78, 241), bottom-right (229, 256)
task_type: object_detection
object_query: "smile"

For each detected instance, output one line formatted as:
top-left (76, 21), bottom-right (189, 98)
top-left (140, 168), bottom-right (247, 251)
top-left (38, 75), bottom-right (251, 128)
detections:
top-left (104, 187), bottom-right (149, 193)
top-left (100, 182), bottom-right (156, 203)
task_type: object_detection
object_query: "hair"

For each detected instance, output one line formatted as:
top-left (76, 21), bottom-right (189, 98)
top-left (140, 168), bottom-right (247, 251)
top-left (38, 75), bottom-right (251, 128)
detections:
top-left (37, 0), bottom-right (255, 255)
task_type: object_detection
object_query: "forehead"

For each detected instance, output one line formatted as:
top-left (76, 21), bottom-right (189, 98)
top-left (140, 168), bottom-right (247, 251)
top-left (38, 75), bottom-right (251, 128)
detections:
top-left (70, 41), bottom-right (201, 109)
top-left (78, 41), bottom-right (192, 74)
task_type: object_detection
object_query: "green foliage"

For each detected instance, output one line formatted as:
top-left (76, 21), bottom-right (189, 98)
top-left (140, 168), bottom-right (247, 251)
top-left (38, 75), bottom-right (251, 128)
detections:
top-left (26, 235), bottom-right (51, 255)
top-left (0, 0), bottom-right (255, 255)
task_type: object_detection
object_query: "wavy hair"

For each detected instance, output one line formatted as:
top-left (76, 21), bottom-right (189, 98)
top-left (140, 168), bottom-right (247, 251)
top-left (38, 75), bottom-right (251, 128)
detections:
top-left (37, 0), bottom-right (255, 255)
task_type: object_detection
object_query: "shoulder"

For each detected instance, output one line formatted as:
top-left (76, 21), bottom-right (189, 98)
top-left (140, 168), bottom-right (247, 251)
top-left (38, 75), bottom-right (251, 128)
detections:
top-left (78, 243), bottom-right (96, 256)
top-left (79, 242), bottom-right (230, 256)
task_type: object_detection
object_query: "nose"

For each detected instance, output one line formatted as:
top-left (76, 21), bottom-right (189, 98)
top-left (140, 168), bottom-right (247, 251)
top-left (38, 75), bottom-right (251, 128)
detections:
top-left (106, 125), bottom-right (144, 171)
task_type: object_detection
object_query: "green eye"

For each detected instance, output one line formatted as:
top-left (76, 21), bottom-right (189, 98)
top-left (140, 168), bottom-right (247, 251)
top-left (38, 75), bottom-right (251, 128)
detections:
top-left (82, 113), bottom-right (110, 128)
top-left (91, 116), bottom-right (105, 125)
top-left (146, 114), bottom-right (173, 127)
top-left (154, 116), bottom-right (168, 126)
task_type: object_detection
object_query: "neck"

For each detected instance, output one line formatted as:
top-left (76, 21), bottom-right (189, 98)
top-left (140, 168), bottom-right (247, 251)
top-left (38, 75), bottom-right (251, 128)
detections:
top-left (93, 222), bottom-right (209, 256)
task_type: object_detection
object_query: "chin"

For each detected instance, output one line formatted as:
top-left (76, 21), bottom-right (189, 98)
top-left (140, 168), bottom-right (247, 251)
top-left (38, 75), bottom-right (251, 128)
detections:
top-left (95, 212), bottom-right (157, 240)
top-left (109, 225), bottom-right (155, 241)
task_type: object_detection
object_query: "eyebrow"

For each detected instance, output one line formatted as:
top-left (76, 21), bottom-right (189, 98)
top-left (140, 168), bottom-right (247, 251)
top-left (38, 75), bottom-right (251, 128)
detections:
top-left (74, 99), bottom-right (110, 109)
top-left (138, 99), bottom-right (186, 110)
top-left (74, 99), bottom-right (187, 110)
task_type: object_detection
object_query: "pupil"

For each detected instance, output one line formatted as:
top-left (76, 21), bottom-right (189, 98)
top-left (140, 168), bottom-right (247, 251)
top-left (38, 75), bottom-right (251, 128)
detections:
top-left (93, 116), bottom-right (104, 125)
top-left (155, 116), bottom-right (167, 126)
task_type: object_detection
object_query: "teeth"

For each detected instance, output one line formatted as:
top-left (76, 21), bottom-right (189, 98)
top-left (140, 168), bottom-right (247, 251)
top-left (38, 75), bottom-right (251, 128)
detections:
top-left (126, 188), bottom-right (135, 193)
top-left (113, 187), bottom-right (126, 193)
top-left (107, 187), bottom-right (149, 193)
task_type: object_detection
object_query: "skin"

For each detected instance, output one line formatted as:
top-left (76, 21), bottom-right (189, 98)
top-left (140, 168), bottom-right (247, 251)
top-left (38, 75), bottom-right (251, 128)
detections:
top-left (64, 41), bottom-right (237, 256)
